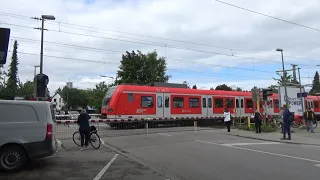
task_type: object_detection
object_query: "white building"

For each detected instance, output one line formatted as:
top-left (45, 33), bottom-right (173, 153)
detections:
top-left (51, 93), bottom-right (65, 111)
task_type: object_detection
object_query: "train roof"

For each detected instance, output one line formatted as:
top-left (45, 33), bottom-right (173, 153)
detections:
top-left (116, 84), bottom-right (319, 99)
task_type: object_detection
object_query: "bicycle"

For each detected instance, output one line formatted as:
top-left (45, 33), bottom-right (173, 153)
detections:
top-left (73, 125), bottom-right (101, 149)
top-left (291, 116), bottom-right (317, 129)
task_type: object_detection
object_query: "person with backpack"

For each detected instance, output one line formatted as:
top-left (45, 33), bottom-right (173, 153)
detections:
top-left (254, 110), bottom-right (262, 133)
top-left (281, 105), bottom-right (292, 140)
top-left (77, 109), bottom-right (91, 150)
top-left (304, 107), bottom-right (315, 133)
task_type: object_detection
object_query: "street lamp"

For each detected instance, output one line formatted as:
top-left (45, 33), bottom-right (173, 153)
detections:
top-left (100, 75), bottom-right (114, 84)
top-left (34, 65), bottom-right (40, 77)
top-left (276, 48), bottom-right (289, 107)
top-left (39, 15), bottom-right (55, 75)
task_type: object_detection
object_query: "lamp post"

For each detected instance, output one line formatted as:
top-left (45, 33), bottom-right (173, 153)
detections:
top-left (276, 48), bottom-right (289, 107)
top-left (100, 75), bottom-right (115, 84)
top-left (39, 15), bottom-right (55, 75)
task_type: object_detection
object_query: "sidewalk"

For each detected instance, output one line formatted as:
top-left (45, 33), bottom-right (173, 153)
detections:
top-left (212, 127), bottom-right (320, 146)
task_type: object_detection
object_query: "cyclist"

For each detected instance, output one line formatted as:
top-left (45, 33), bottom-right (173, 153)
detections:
top-left (77, 109), bottom-right (91, 150)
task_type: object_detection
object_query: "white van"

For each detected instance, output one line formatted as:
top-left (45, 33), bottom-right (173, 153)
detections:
top-left (0, 100), bottom-right (57, 172)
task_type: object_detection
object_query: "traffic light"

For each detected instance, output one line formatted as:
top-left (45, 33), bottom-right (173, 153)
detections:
top-left (35, 74), bottom-right (49, 98)
top-left (262, 89), bottom-right (273, 101)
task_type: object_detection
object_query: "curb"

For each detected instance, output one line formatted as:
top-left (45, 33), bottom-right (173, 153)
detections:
top-left (216, 132), bottom-right (320, 147)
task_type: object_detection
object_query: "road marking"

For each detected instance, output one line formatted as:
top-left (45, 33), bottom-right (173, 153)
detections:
top-left (195, 140), bottom-right (320, 164)
top-left (100, 138), bottom-right (105, 145)
top-left (221, 142), bottom-right (281, 146)
top-left (157, 133), bottom-right (172, 136)
top-left (93, 154), bottom-right (119, 180)
top-left (202, 130), bottom-right (217, 133)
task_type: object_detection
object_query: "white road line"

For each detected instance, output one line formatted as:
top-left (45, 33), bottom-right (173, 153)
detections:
top-left (157, 133), bottom-right (172, 136)
top-left (100, 138), bottom-right (105, 145)
top-left (93, 154), bottom-right (119, 180)
top-left (315, 164), bottom-right (320, 167)
top-left (195, 140), bottom-right (320, 164)
top-left (221, 142), bottom-right (281, 146)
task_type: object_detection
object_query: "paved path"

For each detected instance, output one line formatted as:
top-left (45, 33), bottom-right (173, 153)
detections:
top-left (105, 130), bottom-right (320, 180)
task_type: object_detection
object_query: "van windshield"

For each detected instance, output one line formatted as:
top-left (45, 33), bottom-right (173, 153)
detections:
top-left (102, 86), bottom-right (117, 107)
top-left (50, 104), bottom-right (56, 122)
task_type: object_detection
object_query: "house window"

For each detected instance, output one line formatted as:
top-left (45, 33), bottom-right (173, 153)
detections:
top-left (54, 99), bottom-right (57, 102)
top-left (59, 98), bottom-right (61, 103)
top-left (214, 98), bottom-right (223, 108)
top-left (173, 97), bottom-right (184, 108)
top-left (190, 98), bottom-right (200, 108)
top-left (141, 96), bottom-right (153, 108)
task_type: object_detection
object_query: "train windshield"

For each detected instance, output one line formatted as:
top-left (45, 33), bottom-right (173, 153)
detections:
top-left (102, 86), bottom-right (117, 107)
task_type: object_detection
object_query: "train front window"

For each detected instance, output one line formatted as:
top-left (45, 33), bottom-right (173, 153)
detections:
top-left (102, 86), bottom-right (117, 107)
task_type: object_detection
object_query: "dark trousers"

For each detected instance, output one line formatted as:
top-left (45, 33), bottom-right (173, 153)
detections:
top-left (80, 129), bottom-right (90, 147)
top-left (282, 122), bottom-right (291, 138)
top-left (225, 121), bottom-right (231, 132)
top-left (255, 124), bottom-right (261, 133)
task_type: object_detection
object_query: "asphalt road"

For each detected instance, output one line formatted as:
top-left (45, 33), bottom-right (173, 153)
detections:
top-left (105, 130), bottom-right (320, 180)
top-left (0, 140), bottom-right (169, 180)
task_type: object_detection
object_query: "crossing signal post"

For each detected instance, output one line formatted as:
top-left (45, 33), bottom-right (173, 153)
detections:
top-left (262, 89), bottom-right (273, 101)
top-left (34, 74), bottom-right (49, 101)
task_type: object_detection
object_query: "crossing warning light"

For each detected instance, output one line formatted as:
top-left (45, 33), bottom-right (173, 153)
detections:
top-left (262, 89), bottom-right (273, 101)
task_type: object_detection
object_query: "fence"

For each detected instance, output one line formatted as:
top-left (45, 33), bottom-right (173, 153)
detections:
top-left (55, 116), bottom-right (254, 140)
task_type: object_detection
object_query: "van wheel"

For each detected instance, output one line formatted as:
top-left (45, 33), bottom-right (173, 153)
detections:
top-left (0, 145), bottom-right (27, 172)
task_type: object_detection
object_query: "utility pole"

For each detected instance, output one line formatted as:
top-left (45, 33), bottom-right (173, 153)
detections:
top-left (297, 67), bottom-right (304, 114)
top-left (291, 64), bottom-right (297, 83)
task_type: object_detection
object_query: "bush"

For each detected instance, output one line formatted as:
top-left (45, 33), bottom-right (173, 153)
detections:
top-left (237, 123), bottom-right (277, 133)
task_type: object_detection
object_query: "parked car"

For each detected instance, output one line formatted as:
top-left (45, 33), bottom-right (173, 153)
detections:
top-left (0, 100), bottom-right (57, 172)
top-left (69, 111), bottom-right (80, 120)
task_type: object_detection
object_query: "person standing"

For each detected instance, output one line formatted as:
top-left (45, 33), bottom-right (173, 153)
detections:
top-left (304, 107), bottom-right (315, 133)
top-left (281, 105), bottom-right (292, 140)
top-left (254, 110), bottom-right (262, 133)
top-left (77, 109), bottom-right (91, 150)
top-left (224, 108), bottom-right (231, 132)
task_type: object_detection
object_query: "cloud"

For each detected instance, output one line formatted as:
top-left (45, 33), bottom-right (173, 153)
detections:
top-left (1, 0), bottom-right (320, 94)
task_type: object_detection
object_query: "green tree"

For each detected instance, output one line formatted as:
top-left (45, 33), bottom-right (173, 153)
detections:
top-left (115, 50), bottom-right (170, 85)
top-left (235, 87), bottom-right (243, 92)
top-left (267, 85), bottom-right (278, 93)
top-left (6, 40), bottom-right (19, 98)
top-left (87, 81), bottom-right (109, 112)
top-left (273, 73), bottom-right (298, 86)
top-left (60, 87), bottom-right (89, 109)
top-left (309, 71), bottom-right (320, 95)
top-left (192, 84), bottom-right (197, 89)
top-left (215, 84), bottom-right (233, 91)
top-left (17, 81), bottom-right (34, 99)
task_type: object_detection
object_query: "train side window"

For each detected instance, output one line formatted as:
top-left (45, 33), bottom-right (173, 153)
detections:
top-left (165, 96), bottom-right (169, 108)
top-left (236, 99), bottom-right (239, 108)
top-left (173, 97), bottom-right (184, 108)
top-left (274, 100), bottom-right (279, 108)
top-left (128, 93), bottom-right (133, 102)
top-left (157, 96), bottom-right (162, 108)
top-left (190, 98), bottom-right (200, 108)
top-left (246, 99), bottom-right (253, 108)
top-left (141, 96), bottom-right (154, 108)
top-left (215, 98), bottom-right (223, 108)
top-left (270, 100), bottom-right (273, 108)
top-left (241, 99), bottom-right (244, 108)
top-left (310, 101), bottom-right (313, 108)
top-left (208, 98), bottom-right (212, 108)
top-left (226, 98), bottom-right (234, 108)
top-left (315, 101), bottom-right (319, 108)
top-left (202, 98), bottom-right (206, 108)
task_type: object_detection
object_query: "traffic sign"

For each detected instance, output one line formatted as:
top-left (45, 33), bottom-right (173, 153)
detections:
top-left (297, 92), bottom-right (308, 98)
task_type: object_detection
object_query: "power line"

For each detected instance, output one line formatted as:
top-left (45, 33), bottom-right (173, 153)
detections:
top-left (213, 0), bottom-right (320, 32)
top-left (14, 37), bottom-right (275, 74)
top-left (13, 51), bottom-right (274, 81)
top-left (1, 11), bottom-right (319, 63)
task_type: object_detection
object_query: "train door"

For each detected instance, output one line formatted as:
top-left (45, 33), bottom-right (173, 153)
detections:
top-left (201, 95), bottom-right (208, 117)
top-left (307, 100), bottom-right (314, 111)
top-left (156, 93), bottom-right (171, 118)
top-left (268, 99), bottom-right (274, 115)
top-left (235, 97), bottom-right (245, 117)
top-left (207, 96), bottom-right (214, 117)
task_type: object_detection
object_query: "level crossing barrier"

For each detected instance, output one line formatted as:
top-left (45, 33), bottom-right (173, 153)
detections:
top-left (55, 116), bottom-right (254, 140)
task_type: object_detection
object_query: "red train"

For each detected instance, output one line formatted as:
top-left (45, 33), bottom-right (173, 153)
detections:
top-left (100, 84), bottom-right (320, 120)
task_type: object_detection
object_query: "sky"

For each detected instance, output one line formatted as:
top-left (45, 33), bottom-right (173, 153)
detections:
top-left (1, 0), bottom-right (320, 94)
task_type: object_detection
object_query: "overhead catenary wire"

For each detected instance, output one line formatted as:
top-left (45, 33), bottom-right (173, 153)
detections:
top-left (1, 11), bottom-right (320, 63)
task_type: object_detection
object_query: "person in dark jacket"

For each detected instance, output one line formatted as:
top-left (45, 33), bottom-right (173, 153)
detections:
top-left (254, 110), bottom-right (262, 133)
top-left (304, 107), bottom-right (315, 133)
top-left (281, 105), bottom-right (292, 140)
top-left (77, 109), bottom-right (91, 150)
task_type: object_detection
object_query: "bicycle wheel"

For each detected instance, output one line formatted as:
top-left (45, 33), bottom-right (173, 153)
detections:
top-left (274, 120), bottom-right (282, 128)
top-left (291, 121), bottom-right (300, 128)
top-left (72, 131), bottom-right (81, 146)
top-left (89, 132), bottom-right (101, 149)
